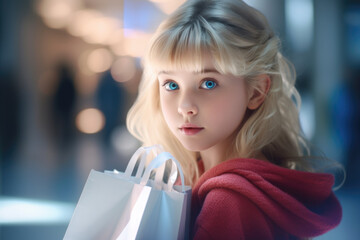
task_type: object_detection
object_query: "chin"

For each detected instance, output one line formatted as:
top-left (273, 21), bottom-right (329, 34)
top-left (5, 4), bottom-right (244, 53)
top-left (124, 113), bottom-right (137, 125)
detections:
top-left (180, 141), bottom-right (210, 152)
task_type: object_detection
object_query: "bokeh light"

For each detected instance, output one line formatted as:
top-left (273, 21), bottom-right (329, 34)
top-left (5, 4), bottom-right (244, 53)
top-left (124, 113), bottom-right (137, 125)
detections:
top-left (36, 0), bottom-right (81, 29)
top-left (0, 197), bottom-right (74, 225)
top-left (66, 9), bottom-right (102, 37)
top-left (87, 48), bottom-right (113, 73)
top-left (76, 50), bottom-right (102, 95)
top-left (82, 16), bottom-right (121, 45)
top-left (75, 108), bottom-right (105, 134)
top-left (111, 56), bottom-right (137, 83)
top-left (110, 29), bottom-right (153, 58)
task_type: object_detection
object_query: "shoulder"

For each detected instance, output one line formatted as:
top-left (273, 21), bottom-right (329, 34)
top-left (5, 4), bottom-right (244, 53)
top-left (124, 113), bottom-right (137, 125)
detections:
top-left (194, 158), bottom-right (336, 201)
top-left (191, 158), bottom-right (342, 239)
top-left (193, 187), bottom-right (277, 240)
top-left (197, 187), bottom-right (265, 223)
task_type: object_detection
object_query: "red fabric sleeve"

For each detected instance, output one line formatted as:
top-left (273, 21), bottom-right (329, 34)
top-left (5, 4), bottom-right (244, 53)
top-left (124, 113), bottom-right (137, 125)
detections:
top-left (193, 188), bottom-right (286, 240)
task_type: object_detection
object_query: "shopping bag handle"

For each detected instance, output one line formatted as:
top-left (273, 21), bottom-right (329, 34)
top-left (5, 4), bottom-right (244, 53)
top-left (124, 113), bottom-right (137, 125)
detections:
top-left (140, 152), bottom-right (186, 192)
top-left (124, 145), bottom-right (164, 179)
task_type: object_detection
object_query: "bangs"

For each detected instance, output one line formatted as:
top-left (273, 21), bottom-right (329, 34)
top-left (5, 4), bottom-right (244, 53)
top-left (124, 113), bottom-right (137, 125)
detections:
top-left (146, 20), bottom-right (240, 76)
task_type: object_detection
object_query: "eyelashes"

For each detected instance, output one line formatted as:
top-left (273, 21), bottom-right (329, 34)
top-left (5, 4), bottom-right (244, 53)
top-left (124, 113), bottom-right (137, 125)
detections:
top-left (162, 78), bottom-right (218, 91)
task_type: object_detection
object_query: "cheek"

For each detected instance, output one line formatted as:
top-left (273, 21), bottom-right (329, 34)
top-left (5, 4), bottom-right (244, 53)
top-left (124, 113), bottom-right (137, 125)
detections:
top-left (204, 92), bottom-right (248, 129)
top-left (160, 94), bottom-right (177, 125)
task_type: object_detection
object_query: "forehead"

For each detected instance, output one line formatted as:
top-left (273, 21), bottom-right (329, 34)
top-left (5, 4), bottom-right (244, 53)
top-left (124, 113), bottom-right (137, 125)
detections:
top-left (153, 51), bottom-right (231, 79)
top-left (157, 53), bottom-right (219, 75)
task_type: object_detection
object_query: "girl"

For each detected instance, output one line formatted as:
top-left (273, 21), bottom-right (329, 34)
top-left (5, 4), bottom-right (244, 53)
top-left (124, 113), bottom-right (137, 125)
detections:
top-left (126, 0), bottom-right (342, 239)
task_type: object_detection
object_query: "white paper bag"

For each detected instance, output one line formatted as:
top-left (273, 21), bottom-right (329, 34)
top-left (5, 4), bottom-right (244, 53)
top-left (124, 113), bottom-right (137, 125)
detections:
top-left (63, 145), bottom-right (191, 240)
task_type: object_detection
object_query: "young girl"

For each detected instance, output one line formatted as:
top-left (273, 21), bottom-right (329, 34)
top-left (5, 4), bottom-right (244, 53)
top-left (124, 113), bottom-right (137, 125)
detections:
top-left (126, 0), bottom-right (342, 239)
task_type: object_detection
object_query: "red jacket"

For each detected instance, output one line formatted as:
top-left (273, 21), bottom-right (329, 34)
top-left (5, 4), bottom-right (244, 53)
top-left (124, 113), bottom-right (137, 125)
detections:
top-left (191, 158), bottom-right (342, 240)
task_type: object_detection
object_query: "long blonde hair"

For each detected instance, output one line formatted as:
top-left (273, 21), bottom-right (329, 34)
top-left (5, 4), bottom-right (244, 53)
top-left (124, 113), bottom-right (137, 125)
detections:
top-left (127, 0), bottom-right (310, 185)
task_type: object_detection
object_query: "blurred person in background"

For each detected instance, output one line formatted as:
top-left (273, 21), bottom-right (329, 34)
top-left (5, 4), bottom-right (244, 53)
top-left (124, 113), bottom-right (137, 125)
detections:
top-left (51, 61), bottom-right (77, 150)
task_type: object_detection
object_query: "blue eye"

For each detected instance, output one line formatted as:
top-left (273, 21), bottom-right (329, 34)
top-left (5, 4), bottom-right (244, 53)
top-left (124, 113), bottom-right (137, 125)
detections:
top-left (201, 80), bottom-right (217, 89)
top-left (164, 81), bottom-right (179, 91)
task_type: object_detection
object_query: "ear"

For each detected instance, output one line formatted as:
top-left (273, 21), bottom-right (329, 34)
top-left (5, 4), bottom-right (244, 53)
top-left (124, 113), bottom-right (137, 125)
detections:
top-left (247, 74), bottom-right (271, 110)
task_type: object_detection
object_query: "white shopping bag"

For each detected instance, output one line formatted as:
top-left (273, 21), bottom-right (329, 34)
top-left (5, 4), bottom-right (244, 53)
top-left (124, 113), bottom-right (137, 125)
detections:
top-left (63, 145), bottom-right (191, 240)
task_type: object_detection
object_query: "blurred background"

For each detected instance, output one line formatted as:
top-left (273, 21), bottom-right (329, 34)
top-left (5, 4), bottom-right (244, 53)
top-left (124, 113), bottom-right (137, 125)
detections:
top-left (0, 0), bottom-right (359, 239)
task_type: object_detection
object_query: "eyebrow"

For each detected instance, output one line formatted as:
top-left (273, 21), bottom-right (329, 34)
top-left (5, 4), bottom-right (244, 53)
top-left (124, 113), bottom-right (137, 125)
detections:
top-left (158, 68), bottom-right (220, 75)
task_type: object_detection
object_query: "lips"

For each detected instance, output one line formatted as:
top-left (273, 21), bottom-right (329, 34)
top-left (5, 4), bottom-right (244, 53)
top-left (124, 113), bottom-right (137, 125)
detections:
top-left (179, 123), bottom-right (204, 136)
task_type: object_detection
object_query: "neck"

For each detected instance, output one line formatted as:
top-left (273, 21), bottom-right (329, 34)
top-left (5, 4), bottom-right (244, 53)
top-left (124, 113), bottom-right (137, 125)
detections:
top-left (199, 137), bottom-right (234, 172)
top-left (199, 140), bottom-right (269, 171)
top-left (200, 149), bottom-right (223, 172)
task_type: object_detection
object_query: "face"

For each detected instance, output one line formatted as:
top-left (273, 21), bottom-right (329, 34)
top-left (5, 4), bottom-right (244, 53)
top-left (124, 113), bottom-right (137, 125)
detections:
top-left (158, 55), bottom-right (251, 154)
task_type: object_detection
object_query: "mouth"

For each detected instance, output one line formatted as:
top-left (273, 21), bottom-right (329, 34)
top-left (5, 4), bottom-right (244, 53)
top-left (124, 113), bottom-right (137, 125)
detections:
top-left (179, 123), bottom-right (204, 136)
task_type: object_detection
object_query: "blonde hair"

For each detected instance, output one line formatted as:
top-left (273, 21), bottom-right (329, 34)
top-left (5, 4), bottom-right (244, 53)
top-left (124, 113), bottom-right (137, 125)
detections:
top-left (127, 0), bottom-right (311, 185)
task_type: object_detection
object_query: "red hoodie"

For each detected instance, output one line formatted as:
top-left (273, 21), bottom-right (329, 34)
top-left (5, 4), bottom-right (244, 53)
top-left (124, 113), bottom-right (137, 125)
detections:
top-left (191, 158), bottom-right (342, 240)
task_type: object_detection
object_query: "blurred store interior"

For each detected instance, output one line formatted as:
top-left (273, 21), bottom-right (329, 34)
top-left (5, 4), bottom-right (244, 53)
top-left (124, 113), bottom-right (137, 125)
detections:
top-left (0, 0), bottom-right (360, 239)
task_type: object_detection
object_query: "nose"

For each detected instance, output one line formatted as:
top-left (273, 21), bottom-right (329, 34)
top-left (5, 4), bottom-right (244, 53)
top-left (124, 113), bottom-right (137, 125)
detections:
top-left (177, 93), bottom-right (198, 117)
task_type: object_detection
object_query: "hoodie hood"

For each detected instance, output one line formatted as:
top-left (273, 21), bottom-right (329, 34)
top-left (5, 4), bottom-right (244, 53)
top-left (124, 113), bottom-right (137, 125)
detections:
top-left (191, 158), bottom-right (342, 238)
